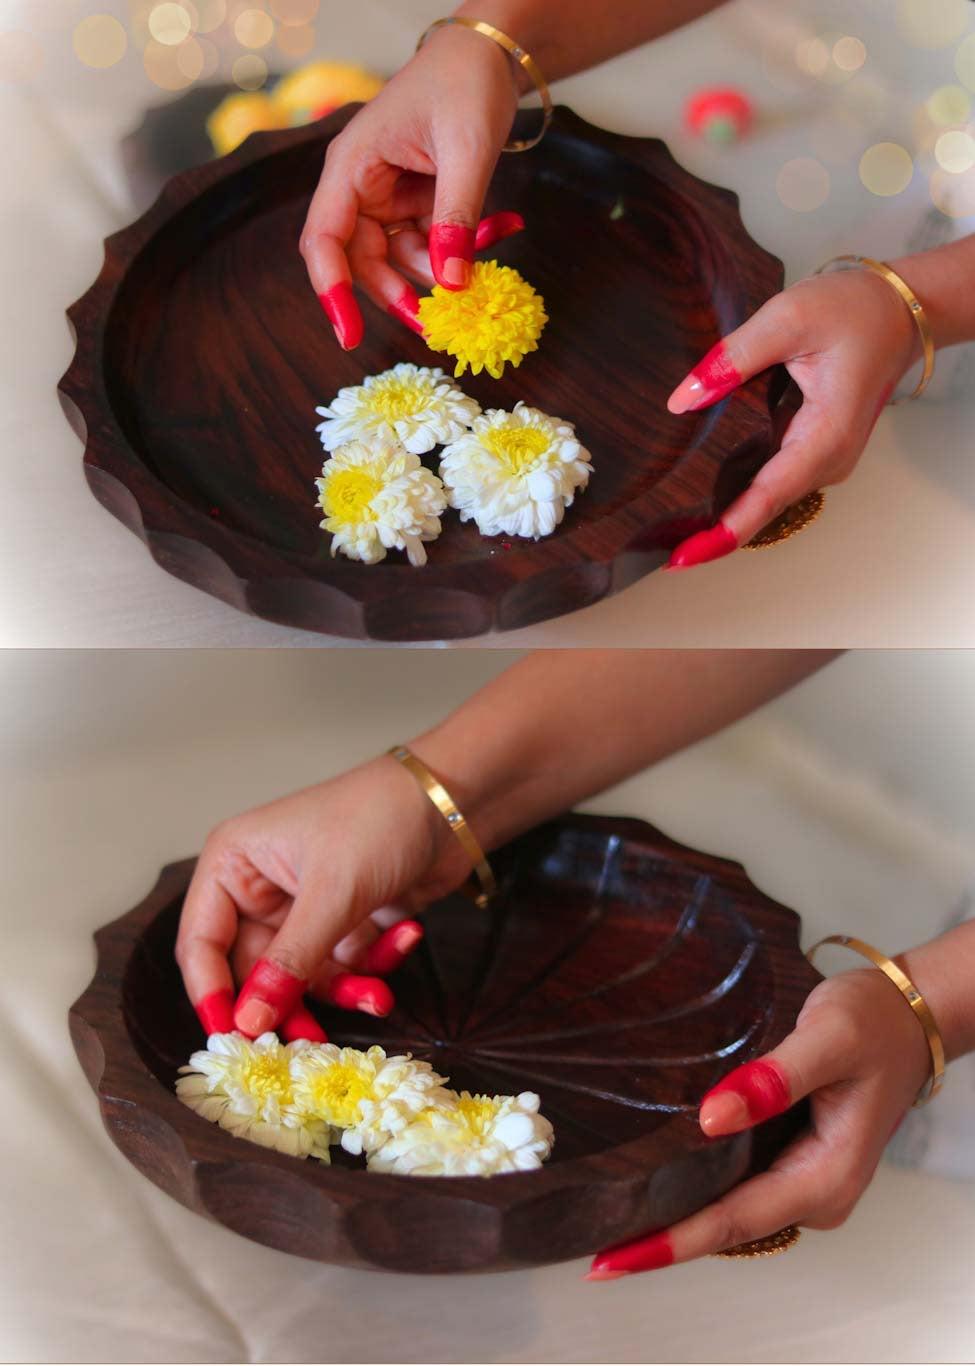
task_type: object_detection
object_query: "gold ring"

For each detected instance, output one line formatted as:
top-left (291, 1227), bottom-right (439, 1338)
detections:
top-left (384, 221), bottom-right (415, 239)
top-left (743, 490), bottom-right (825, 550)
top-left (714, 1225), bottom-right (802, 1258)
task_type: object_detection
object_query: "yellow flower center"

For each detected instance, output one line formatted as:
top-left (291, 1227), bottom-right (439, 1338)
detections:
top-left (308, 1063), bottom-right (372, 1128)
top-left (240, 1054), bottom-right (294, 1106)
top-left (454, 1092), bottom-right (501, 1137)
top-left (367, 375), bottom-right (431, 420)
top-left (483, 425), bottom-right (550, 473)
top-left (321, 468), bottom-right (381, 524)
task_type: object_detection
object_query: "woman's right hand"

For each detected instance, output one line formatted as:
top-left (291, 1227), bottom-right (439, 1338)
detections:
top-left (174, 754), bottom-right (475, 1042)
top-left (299, 24), bottom-right (521, 348)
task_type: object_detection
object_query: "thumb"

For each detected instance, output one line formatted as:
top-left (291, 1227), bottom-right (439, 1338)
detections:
top-left (699, 1010), bottom-right (849, 1136)
top-left (429, 135), bottom-right (498, 289)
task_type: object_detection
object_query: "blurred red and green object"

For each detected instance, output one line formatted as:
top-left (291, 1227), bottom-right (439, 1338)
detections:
top-left (207, 60), bottom-right (385, 155)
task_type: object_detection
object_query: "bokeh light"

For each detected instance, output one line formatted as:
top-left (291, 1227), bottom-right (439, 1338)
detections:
top-left (935, 129), bottom-right (975, 173)
top-left (194, 0), bottom-right (227, 32)
top-left (956, 34), bottom-right (975, 93)
top-left (73, 14), bottom-right (128, 67)
top-left (930, 166), bottom-right (975, 217)
top-left (270, 0), bottom-right (318, 23)
top-left (193, 34), bottom-right (220, 77)
top-left (795, 36), bottom-right (829, 78)
top-left (233, 53), bottom-right (268, 89)
top-left (859, 142), bottom-right (914, 196)
top-left (148, 3), bottom-right (194, 46)
top-left (0, 30), bottom-right (44, 83)
top-left (235, 8), bottom-right (274, 47)
top-left (277, 22), bottom-right (314, 57)
top-left (926, 84), bottom-right (972, 125)
top-left (144, 35), bottom-right (200, 87)
top-left (775, 157), bottom-right (830, 212)
top-left (895, 0), bottom-right (971, 51)
top-left (833, 36), bottom-right (866, 73)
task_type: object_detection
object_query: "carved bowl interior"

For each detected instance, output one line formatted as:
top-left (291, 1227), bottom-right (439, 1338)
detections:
top-left (60, 106), bottom-right (785, 640)
top-left (70, 815), bottom-right (819, 1272)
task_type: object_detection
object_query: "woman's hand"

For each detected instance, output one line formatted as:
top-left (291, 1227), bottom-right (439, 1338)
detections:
top-left (174, 756), bottom-right (473, 1042)
top-left (587, 965), bottom-right (931, 1278)
top-left (299, 24), bottom-right (521, 348)
top-left (666, 268), bottom-right (921, 569)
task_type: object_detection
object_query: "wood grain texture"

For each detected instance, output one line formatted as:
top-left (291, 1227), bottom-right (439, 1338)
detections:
top-left (59, 104), bottom-right (787, 640)
top-left (70, 814), bottom-right (821, 1273)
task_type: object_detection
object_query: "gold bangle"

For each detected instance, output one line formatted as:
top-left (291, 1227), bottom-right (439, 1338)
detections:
top-left (814, 255), bottom-right (935, 401)
top-left (388, 745), bottom-right (497, 909)
top-left (806, 934), bottom-right (945, 1106)
top-left (416, 17), bottom-right (553, 152)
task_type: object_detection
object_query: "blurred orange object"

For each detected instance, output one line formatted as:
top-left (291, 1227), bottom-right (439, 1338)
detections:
top-left (207, 60), bottom-right (385, 156)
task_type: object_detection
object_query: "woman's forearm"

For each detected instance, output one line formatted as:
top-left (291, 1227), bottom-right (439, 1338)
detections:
top-left (409, 649), bottom-right (837, 852)
top-left (891, 235), bottom-right (975, 351)
top-left (451, 0), bottom-right (726, 83)
top-left (897, 921), bottom-right (975, 1064)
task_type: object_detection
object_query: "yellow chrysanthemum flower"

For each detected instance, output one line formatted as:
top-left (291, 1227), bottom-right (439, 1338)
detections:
top-left (416, 261), bottom-right (547, 380)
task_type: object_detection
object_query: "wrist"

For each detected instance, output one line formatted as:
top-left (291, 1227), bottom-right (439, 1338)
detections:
top-left (424, 17), bottom-right (528, 97)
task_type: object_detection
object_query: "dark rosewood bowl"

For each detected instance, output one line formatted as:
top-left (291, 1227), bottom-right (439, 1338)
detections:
top-left (70, 814), bottom-right (819, 1273)
top-left (59, 106), bottom-right (786, 640)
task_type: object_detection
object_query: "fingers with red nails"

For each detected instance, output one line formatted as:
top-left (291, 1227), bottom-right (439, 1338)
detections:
top-left (194, 987), bottom-right (236, 1037)
top-left (279, 1003), bottom-right (329, 1044)
top-left (359, 920), bottom-right (424, 976)
top-left (474, 210), bottom-right (524, 252)
top-left (233, 957), bottom-right (307, 1038)
top-left (324, 972), bottom-right (395, 1017)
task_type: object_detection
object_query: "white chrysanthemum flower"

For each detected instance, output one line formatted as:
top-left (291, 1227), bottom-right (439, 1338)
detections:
top-left (176, 1032), bottom-right (333, 1162)
top-left (367, 1090), bottom-right (554, 1177)
top-left (315, 364), bottom-right (481, 456)
top-left (290, 1044), bottom-right (451, 1156)
top-left (439, 402), bottom-right (592, 540)
top-left (315, 438), bottom-right (447, 567)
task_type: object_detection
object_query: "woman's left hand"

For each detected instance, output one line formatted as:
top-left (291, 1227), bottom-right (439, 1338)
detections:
top-left (665, 268), bottom-right (921, 569)
top-left (587, 964), bottom-right (931, 1279)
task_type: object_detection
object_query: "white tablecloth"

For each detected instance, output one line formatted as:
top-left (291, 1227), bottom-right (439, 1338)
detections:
top-left (2, 0), bottom-right (975, 646)
top-left (3, 648), bottom-right (975, 1363)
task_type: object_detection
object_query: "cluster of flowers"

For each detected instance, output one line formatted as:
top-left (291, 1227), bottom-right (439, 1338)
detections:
top-left (177, 1033), bottom-right (554, 1177)
top-left (314, 363), bottom-right (593, 566)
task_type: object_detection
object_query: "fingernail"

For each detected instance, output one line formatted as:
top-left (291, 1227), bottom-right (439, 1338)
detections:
top-left (195, 988), bottom-right (235, 1036)
top-left (702, 1059), bottom-right (791, 1127)
top-left (588, 1230), bottom-right (674, 1278)
top-left (235, 998), bottom-right (276, 1037)
top-left (234, 957), bottom-right (306, 1036)
top-left (668, 342), bottom-right (742, 414)
top-left (666, 522), bottom-right (738, 570)
top-left (318, 281), bottom-right (364, 349)
top-left (280, 1003), bottom-right (328, 1044)
top-left (699, 1090), bottom-right (750, 1135)
top-left (584, 1269), bottom-right (628, 1282)
top-left (327, 973), bottom-right (394, 1017)
top-left (361, 921), bottom-right (424, 976)
top-left (474, 210), bottom-right (525, 252)
top-left (429, 224), bottom-right (474, 290)
top-left (387, 286), bottom-right (425, 336)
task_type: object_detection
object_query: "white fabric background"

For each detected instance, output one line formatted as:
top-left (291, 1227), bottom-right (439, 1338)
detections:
top-left (1, 0), bottom-right (975, 646)
top-left (2, 647), bottom-right (975, 1364)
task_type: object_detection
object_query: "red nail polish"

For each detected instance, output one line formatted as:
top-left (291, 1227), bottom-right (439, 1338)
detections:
top-left (671, 342), bottom-right (742, 412)
top-left (279, 1003), bottom-right (328, 1044)
top-left (474, 211), bottom-right (525, 252)
top-left (318, 282), bottom-right (364, 349)
top-left (234, 958), bottom-right (306, 1035)
top-left (387, 286), bottom-right (425, 336)
top-left (589, 1230), bottom-right (674, 1278)
top-left (429, 223), bottom-right (474, 289)
top-left (667, 521), bottom-right (738, 570)
top-left (703, 1058), bottom-right (791, 1126)
top-left (361, 921), bottom-right (424, 976)
top-left (326, 973), bottom-right (394, 1017)
top-left (195, 988), bottom-right (235, 1036)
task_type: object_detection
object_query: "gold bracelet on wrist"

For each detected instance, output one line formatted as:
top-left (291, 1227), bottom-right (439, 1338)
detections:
top-left (806, 934), bottom-right (945, 1106)
top-left (388, 745), bottom-right (497, 908)
top-left (416, 17), bottom-right (553, 152)
top-left (814, 255), bottom-right (935, 401)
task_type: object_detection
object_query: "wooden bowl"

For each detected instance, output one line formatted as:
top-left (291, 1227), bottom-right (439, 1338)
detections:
top-left (59, 105), bottom-right (787, 641)
top-left (70, 814), bottom-right (820, 1273)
